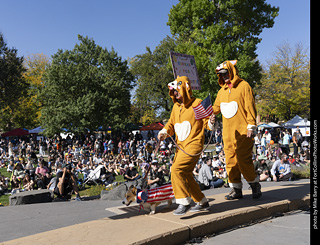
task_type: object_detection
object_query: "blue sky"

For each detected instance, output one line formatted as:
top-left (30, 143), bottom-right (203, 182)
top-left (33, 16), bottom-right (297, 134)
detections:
top-left (0, 0), bottom-right (310, 66)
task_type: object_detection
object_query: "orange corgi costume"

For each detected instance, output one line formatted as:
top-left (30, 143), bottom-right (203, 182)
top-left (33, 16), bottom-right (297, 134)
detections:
top-left (158, 76), bottom-right (214, 206)
top-left (213, 60), bottom-right (259, 189)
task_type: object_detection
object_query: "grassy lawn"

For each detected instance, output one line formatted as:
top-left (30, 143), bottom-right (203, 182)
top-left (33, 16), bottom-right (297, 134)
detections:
top-left (0, 167), bottom-right (129, 205)
top-left (0, 168), bottom-right (11, 206)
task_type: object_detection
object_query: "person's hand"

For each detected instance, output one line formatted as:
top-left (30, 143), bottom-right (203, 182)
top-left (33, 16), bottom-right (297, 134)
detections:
top-left (157, 132), bottom-right (166, 141)
top-left (273, 175), bottom-right (277, 182)
top-left (209, 114), bottom-right (216, 125)
top-left (247, 129), bottom-right (254, 138)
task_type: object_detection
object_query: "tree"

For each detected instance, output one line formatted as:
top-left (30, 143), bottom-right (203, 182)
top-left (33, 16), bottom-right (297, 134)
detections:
top-left (11, 53), bottom-right (51, 129)
top-left (167, 0), bottom-right (279, 98)
top-left (130, 36), bottom-right (176, 123)
top-left (0, 32), bottom-right (28, 131)
top-left (40, 35), bottom-right (134, 136)
top-left (255, 42), bottom-right (310, 121)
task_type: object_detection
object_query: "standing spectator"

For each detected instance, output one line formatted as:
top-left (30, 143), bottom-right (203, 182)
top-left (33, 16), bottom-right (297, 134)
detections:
top-left (260, 135), bottom-right (266, 156)
top-left (265, 130), bottom-right (272, 149)
top-left (8, 142), bottom-right (13, 157)
top-left (20, 141), bottom-right (27, 157)
top-left (94, 138), bottom-right (101, 154)
top-left (292, 128), bottom-right (303, 156)
top-left (39, 138), bottom-right (46, 156)
top-left (254, 133), bottom-right (261, 155)
top-left (282, 130), bottom-right (290, 155)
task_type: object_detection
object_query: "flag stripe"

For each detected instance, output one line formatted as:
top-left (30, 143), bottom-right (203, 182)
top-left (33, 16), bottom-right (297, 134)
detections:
top-left (193, 95), bottom-right (213, 120)
top-left (146, 184), bottom-right (175, 203)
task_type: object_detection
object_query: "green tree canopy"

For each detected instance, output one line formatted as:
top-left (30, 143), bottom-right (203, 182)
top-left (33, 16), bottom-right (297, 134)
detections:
top-left (0, 32), bottom-right (28, 131)
top-left (255, 42), bottom-right (310, 122)
top-left (40, 35), bottom-right (134, 136)
top-left (167, 0), bottom-right (279, 98)
top-left (130, 36), bottom-right (176, 123)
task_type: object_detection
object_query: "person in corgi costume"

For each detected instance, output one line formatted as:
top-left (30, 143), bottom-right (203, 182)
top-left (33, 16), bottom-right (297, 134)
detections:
top-left (158, 76), bottom-right (216, 215)
top-left (213, 60), bottom-right (261, 200)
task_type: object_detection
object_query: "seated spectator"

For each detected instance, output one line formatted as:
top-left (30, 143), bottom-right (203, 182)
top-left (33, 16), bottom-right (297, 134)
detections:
top-left (119, 159), bottom-right (128, 176)
top-left (11, 163), bottom-right (25, 189)
top-left (102, 163), bottom-right (118, 187)
top-left (0, 157), bottom-right (6, 168)
top-left (47, 176), bottom-right (57, 192)
top-left (212, 155), bottom-right (221, 168)
top-left (254, 155), bottom-right (272, 181)
top-left (35, 160), bottom-right (51, 189)
top-left (147, 160), bottom-right (168, 188)
top-left (24, 159), bottom-right (35, 177)
top-left (288, 153), bottom-right (296, 165)
top-left (0, 174), bottom-right (9, 195)
top-left (198, 157), bottom-right (224, 190)
top-left (7, 160), bottom-right (14, 173)
top-left (294, 154), bottom-right (303, 166)
top-left (193, 162), bottom-right (201, 181)
top-left (124, 163), bottom-right (141, 181)
top-left (54, 163), bottom-right (81, 201)
top-left (22, 173), bottom-right (34, 191)
top-left (271, 153), bottom-right (294, 181)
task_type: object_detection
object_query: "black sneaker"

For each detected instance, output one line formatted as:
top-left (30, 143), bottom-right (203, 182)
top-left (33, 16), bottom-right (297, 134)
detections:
top-left (249, 182), bottom-right (262, 199)
top-left (173, 204), bottom-right (190, 215)
top-left (189, 202), bottom-right (210, 212)
top-left (225, 188), bottom-right (243, 200)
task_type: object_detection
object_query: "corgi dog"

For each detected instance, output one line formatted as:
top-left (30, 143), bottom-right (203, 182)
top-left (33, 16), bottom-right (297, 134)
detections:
top-left (122, 184), bottom-right (174, 215)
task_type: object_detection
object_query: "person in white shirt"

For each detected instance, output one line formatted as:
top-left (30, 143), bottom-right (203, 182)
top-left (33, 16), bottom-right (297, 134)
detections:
top-left (212, 155), bottom-right (221, 168)
top-left (265, 130), bottom-right (272, 149)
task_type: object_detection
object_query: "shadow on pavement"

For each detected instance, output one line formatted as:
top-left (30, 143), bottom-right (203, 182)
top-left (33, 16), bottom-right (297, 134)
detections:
top-left (107, 182), bottom-right (310, 220)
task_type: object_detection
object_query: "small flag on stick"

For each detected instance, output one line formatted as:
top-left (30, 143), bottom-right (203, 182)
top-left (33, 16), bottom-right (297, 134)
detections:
top-left (193, 95), bottom-right (213, 120)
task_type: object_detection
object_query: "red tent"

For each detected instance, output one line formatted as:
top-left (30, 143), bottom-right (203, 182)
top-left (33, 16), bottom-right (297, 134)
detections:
top-left (1, 128), bottom-right (29, 137)
top-left (140, 122), bottom-right (164, 131)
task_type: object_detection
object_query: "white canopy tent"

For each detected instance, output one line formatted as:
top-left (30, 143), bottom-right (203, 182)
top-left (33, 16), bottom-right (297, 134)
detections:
top-left (282, 115), bottom-right (310, 137)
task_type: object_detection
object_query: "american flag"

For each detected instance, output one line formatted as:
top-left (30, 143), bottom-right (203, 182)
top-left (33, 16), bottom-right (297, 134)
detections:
top-left (136, 184), bottom-right (174, 203)
top-left (193, 95), bottom-right (213, 120)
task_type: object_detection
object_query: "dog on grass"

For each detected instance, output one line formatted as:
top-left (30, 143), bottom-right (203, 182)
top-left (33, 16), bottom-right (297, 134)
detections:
top-left (122, 183), bottom-right (174, 215)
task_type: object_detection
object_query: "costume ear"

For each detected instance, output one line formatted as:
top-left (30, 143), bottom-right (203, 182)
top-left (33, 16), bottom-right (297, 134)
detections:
top-left (229, 60), bottom-right (237, 66)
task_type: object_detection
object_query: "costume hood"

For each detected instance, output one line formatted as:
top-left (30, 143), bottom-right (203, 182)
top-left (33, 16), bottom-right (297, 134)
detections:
top-left (215, 60), bottom-right (242, 88)
top-left (168, 76), bottom-right (194, 106)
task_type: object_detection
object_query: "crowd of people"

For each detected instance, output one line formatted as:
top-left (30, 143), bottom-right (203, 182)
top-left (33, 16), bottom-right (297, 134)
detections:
top-left (0, 125), bottom-right (310, 201)
top-left (253, 126), bottom-right (310, 182)
top-left (0, 131), bottom-right (176, 200)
